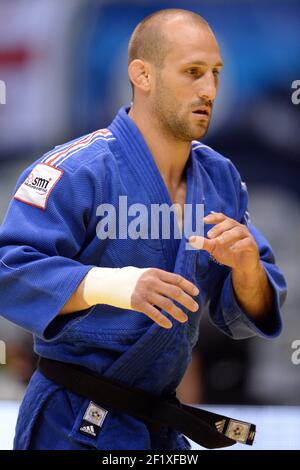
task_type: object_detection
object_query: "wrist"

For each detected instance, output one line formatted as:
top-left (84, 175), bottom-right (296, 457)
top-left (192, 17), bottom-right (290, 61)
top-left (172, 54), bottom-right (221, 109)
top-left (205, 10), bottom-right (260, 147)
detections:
top-left (231, 260), bottom-right (264, 287)
top-left (83, 266), bottom-right (150, 309)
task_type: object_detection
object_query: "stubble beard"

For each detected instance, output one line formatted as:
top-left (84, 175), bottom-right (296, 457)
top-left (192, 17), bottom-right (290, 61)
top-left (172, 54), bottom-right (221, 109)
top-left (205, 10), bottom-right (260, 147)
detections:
top-left (151, 86), bottom-right (210, 142)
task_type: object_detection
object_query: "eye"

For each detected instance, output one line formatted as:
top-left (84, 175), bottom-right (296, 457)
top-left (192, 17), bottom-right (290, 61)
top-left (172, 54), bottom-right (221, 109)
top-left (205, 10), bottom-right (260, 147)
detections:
top-left (186, 68), bottom-right (200, 76)
top-left (213, 69), bottom-right (221, 77)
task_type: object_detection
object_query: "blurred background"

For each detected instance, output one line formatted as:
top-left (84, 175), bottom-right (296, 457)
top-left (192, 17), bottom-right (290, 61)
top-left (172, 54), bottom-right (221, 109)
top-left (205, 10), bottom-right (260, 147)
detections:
top-left (0, 0), bottom-right (299, 449)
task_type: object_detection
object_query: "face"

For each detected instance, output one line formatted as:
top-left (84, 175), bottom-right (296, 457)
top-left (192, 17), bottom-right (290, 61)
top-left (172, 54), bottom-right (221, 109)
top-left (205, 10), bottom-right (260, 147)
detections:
top-left (150, 21), bottom-right (223, 142)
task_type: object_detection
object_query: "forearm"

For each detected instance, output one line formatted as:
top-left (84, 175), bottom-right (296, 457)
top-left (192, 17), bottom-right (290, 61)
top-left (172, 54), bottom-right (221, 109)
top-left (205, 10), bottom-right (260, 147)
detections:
top-left (59, 266), bottom-right (150, 316)
top-left (231, 261), bottom-right (274, 321)
top-left (59, 266), bottom-right (144, 315)
top-left (59, 267), bottom-right (199, 330)
top-left (60, 278), bottom-right (90, 315)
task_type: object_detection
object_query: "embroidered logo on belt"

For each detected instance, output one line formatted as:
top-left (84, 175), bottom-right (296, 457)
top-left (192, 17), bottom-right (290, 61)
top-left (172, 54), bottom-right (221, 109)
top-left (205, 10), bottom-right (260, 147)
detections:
top-left (79, 402), bottom-right (108, 439)
top-left (225, 419), bottom-right (251, 444)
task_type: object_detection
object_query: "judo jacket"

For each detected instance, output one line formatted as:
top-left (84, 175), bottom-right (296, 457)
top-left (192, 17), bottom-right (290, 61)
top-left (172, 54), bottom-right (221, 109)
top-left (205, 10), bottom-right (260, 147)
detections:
top-left (0, 107), bottom-right (287, 450)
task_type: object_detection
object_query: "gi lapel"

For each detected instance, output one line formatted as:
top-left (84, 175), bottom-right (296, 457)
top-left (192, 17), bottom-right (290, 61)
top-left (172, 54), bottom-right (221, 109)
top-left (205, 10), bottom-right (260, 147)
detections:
top-left (109, 106), bottom-right (180, 272)
top-left (104, 109), bottom-right (206, 387)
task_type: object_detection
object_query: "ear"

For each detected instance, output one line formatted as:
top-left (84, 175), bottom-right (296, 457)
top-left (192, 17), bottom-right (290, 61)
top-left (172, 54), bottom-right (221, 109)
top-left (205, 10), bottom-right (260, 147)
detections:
top-left (128, 59), bottom-right (151, 92)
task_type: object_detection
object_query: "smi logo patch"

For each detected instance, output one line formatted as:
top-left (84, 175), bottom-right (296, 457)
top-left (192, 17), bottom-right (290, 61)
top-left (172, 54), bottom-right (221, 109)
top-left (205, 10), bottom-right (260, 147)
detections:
top-left (14, 163), bottom-right (63, 210)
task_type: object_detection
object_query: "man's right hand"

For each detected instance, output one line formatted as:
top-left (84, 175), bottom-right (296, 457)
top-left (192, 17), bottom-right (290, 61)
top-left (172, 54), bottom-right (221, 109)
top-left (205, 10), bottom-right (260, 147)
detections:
top-left (131, 268), bottom-right (199, 328)
top-left (61, 266), bottom-right (199, 329)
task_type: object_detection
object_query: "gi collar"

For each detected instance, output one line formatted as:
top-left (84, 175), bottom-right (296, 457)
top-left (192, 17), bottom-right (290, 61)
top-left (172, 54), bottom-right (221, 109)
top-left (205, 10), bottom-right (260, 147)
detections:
top-left (108, 106), bottom-right (204, 277)
top-left (108, 106), bottom-right (205, 364)
top-left (109, 106), bottom-right (174, 207)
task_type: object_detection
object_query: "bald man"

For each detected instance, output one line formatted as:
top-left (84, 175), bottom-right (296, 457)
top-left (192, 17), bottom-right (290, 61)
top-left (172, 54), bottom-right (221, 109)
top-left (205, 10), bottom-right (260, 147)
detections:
top-left (0, 9), bottom-right (286, 450)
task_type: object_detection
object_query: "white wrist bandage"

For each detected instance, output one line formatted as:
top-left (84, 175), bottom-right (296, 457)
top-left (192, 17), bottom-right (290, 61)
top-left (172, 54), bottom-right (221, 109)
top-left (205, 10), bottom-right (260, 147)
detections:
top-left (83, 266), bottom-right (150, 309)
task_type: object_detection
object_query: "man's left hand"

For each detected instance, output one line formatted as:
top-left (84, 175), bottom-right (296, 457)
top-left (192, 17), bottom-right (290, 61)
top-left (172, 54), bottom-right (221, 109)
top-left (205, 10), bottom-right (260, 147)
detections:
top-left (189, 212), bottom-right (260, 273)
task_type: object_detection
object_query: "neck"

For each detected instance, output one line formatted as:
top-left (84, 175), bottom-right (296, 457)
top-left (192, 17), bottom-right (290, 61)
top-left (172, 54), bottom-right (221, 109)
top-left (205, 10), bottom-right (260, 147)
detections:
top-left (128, 105), bottom-right (191, 188)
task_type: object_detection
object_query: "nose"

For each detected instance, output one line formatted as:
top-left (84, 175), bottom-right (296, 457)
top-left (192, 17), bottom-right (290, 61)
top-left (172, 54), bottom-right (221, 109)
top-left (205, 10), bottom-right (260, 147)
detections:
top-left (197, 70), bottom-right (218, 102)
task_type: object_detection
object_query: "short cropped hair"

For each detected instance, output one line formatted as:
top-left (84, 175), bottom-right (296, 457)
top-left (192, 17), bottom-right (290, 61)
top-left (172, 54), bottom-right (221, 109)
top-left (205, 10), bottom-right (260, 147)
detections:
top-left (128, 8), bottom-right (208, 69)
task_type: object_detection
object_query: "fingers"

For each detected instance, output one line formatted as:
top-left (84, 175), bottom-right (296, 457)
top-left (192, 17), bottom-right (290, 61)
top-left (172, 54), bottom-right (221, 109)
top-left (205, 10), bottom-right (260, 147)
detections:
top-left (206, 218), bottom-right (237, 239)
top-left (147, 292), bottom-right (188, 323)
top-left (157, 270), bottom-right (199, 296)
top-left (138, 302), bottom-right (173, 329)
top-left (189, 212), bottom-right (249, 252)
top-left (203, 212), bottom-right (227, 224)
top-left (158, 281), bottom-right (199, 312)
top-left (189, 226), bottom-right (248, 252)
top-left (211, 225), bottom-right (248, 246)
top-left (132, 268), bottom-right (200, 329)
top-left (189, 235), bottom-right (216, 253)
top-left (189, 213), bottom-right (235, 252)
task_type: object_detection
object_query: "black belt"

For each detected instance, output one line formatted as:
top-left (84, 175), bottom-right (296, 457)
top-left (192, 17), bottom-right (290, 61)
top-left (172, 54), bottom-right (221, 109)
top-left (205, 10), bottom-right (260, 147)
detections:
top-left (38, 357), bottom-right (256, 449)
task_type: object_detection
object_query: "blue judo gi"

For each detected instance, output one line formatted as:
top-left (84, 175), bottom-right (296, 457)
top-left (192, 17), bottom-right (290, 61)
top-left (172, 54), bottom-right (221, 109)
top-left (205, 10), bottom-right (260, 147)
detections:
top-left (0, 107), bottom-right (287, 450)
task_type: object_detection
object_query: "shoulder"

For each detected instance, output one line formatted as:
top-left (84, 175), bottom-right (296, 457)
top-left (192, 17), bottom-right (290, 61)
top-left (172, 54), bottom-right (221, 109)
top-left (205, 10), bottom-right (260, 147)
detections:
top-left (13, 129), bottom-right (116, 210)
top-left (39, 128), bottom-right (116, 173)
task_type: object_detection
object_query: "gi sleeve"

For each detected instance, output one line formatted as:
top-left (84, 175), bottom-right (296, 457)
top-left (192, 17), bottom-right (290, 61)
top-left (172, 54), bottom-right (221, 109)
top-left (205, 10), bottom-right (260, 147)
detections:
top-left (208, 164), bottom-right (287, 340)
top-left (0, 160), bottom-right (99, 341)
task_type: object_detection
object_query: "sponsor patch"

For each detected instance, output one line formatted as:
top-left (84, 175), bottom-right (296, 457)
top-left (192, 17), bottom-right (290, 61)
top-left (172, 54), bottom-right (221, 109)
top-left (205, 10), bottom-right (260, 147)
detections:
top-left (79, 423), bottom-right (99, 438)
top-left (79, 402), bottom-right (108, 440)
top-left (14, 163), bottom-right (63, 209)
top-left (83, 402), bottom-right (108, 427)
top-left (225, 419), bottom-right (251, 444)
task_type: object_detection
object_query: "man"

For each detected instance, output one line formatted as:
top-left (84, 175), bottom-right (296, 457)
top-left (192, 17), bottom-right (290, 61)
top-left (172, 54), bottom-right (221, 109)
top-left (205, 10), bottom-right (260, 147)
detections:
top-left (0, 9), bottom-right (286, 450)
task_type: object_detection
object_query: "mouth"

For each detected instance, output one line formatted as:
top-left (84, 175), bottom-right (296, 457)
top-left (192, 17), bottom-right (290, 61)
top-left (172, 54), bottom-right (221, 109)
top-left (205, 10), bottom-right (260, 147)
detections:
top-left (191, 108), bottom-right (210, 120)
